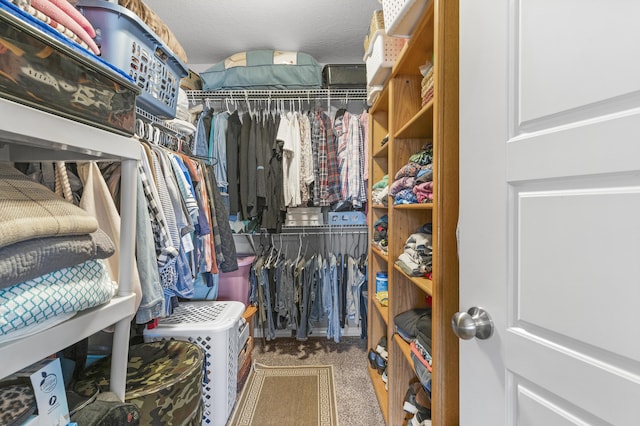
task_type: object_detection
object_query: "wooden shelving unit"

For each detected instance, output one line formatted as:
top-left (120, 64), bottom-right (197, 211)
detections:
top-left (366, 1), bottom-right (459, 425)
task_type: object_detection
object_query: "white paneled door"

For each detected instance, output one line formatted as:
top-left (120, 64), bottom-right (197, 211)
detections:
top-left (458, 0), bottom-right (640, 424)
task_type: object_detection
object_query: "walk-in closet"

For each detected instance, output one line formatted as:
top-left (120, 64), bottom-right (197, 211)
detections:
top-left (0, 1), bottom-right (460, 425)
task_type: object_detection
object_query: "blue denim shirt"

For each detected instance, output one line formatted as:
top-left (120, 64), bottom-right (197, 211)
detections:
top-left (194, 108), bottom-right (211, 160)
top-left (134, 174), bottom-right (164, 324)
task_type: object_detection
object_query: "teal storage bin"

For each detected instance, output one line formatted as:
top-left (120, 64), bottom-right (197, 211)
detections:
top-left (200, 50), bottom-right (322, 90)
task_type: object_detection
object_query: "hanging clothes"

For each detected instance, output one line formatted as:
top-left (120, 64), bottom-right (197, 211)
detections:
top-left (225, 110), bottom-right (242, 216)
top-left (250, 242), bottom-right (366, 342)
top-left (192, 96), bottom-right (368, 229)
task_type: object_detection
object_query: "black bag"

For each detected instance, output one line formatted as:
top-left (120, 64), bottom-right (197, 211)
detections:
top-left (70, 398), bottom-right (140, 426)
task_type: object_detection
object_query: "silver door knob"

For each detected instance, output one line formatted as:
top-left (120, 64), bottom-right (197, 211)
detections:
top-left (451, 307), bottom-right (494, 340)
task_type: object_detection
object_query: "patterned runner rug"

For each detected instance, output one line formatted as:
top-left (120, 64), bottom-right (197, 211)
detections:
top-left (228, 363), bottom-right (339, 426)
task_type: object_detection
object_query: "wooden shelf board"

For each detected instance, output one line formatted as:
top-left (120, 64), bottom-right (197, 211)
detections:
top-left (243, 305), bottom-right (258, 321)
top-left (396, 100), bottom-right (434, 139)
top-left (394, 264), bottom-right (433, 296)
top-left (394, 203), bottom-right (434, 210)
top-left (371, 85), bottom-right (389, 112)
top-left (373, 141), bottom-right (389, 158)
top-left (373, 299), bottom-right (390, 325)
top-left (368, 366), bottom-right (390, 423)
top-left (394, 333), bottom-right (413, 366)
top-left (372, 246), bottom-right (389, 261)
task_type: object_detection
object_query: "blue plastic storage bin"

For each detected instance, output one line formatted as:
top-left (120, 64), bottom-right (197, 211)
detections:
top-left (327, 211), bottom-right (367, 226)
top-left (77, 0), bottom-right (188, 118)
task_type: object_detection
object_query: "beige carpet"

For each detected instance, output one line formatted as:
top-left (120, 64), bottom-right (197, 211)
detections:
top-left (228, 362), bottom-right (339, 426)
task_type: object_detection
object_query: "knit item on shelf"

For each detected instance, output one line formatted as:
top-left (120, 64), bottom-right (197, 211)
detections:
top-left (413, 181), bottom-right (434, 203)
top-left (409, 143), bottom-right (433, 165)
top-left (415, 168), bottom-right (433, 184)
top-left (371, 185), bottom-right (389, 206)
top-left (421, 66), bottom-right (434, 106)
top-left (393, 188), bottom-right (418, 205)
top-left (372, 174), bottom-right (389, 189)
top-left (389, 176), bottom-right (416, 197)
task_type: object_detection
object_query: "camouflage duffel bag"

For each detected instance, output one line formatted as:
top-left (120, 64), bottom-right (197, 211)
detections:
top-left (72, 340), bottom-right (205, 426)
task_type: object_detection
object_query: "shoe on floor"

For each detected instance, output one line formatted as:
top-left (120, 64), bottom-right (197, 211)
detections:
top-left (368, 348), bottom-right (378, 370)
top-left (376, 336), bottom-right (388, 361)
top-left (402, 382), bottom-right (423, 414)
top-left (374, 352), bottom-right (387, 375)
top-left (415, 383), bottom-right (431, 410)
top-left (381, 367), bottom-right (388, 391)
top-left (404, 381), bottom-right (431, 414)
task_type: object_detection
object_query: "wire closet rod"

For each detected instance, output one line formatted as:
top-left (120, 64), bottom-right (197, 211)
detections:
top-left (136, 107), bottom-right (185, 137)
top-left (185, 88), bottom-right (367, 101)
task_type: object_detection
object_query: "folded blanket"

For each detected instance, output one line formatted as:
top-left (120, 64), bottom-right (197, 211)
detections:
top-left (0, 259), bottom-right (115, 339)
top-left (389, 176), bottom-right (415, 197)
top-left (30, 0), bottom-right (100, 54)
top-left (50, 0), bottom-right (96, 37)
top-left (415, 168), bottom-right (433, 183)
top-left (27, 4), bottom-right (90, 51)
top-left (393, 188), bottom-right (418, 205)
top-left (118, 0), bottom-right (188, 64)
top-left (396, 252), bottom-right (430, 276)
top-left (0, 229), bottom-right (115, 289)
top-left (372, 175), bottom-right (388, 189)
top-left (0, 163), bottom-right (98, 248)
top-left (413, 181), bottom-right (434, 203)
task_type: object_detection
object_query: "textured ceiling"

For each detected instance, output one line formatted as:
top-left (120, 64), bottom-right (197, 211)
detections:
top-left (144, 0), bottom-right (381, 72)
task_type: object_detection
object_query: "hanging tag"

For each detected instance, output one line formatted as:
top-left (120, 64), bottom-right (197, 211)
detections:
top-left (182, 233), bottom-right (194, 253)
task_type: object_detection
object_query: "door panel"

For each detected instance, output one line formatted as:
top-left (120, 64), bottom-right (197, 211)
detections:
top-left (507, 332), bottom-right (639, 425)
top-left (515, 184), bottom-right (640, 358)
top-left (513, 379), bottom-right (606, 426)
top-left (460, 0), bottom-right (640, 424)
top-left (507, 116), bottom-right (640, 182)
top-left (517, 0), bottom-right (640, 125)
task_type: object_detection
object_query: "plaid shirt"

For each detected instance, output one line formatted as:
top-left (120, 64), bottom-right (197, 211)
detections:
top-left (323, 112), bottom-right (341, 205)
top-left (311, 112), bottom-right (321, 205)
top-left (299, 113), bottom-right (313, 204)
top-left (334, 112), bottom-right (367, 207)
top-left (313, 112), bottom-right (329, 206)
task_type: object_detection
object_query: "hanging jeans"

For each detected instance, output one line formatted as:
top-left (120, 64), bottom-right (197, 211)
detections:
top-left (326, 254), bottom-right (341, 343)
top-left (296, 258), bottom-right (315, 341)
top-left (258, 262), bottom-right (275, 340)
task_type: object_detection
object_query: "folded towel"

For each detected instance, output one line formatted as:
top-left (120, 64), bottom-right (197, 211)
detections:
top-left (49, 0), bottom-right (96, 38)
top-left (0, 229), bottom-right (115, 288)
top-left (0, 164), bottom-right (98, 248)
top-left (30, 0), bottom-right (100, 54)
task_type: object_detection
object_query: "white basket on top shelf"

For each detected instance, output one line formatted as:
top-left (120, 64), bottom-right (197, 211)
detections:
top-left (367, 85), bottom-right (383, 105)
top-left (364, 31), bottom-right (405, 87)
top-left (382, 0), bottom-right (430, 38)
